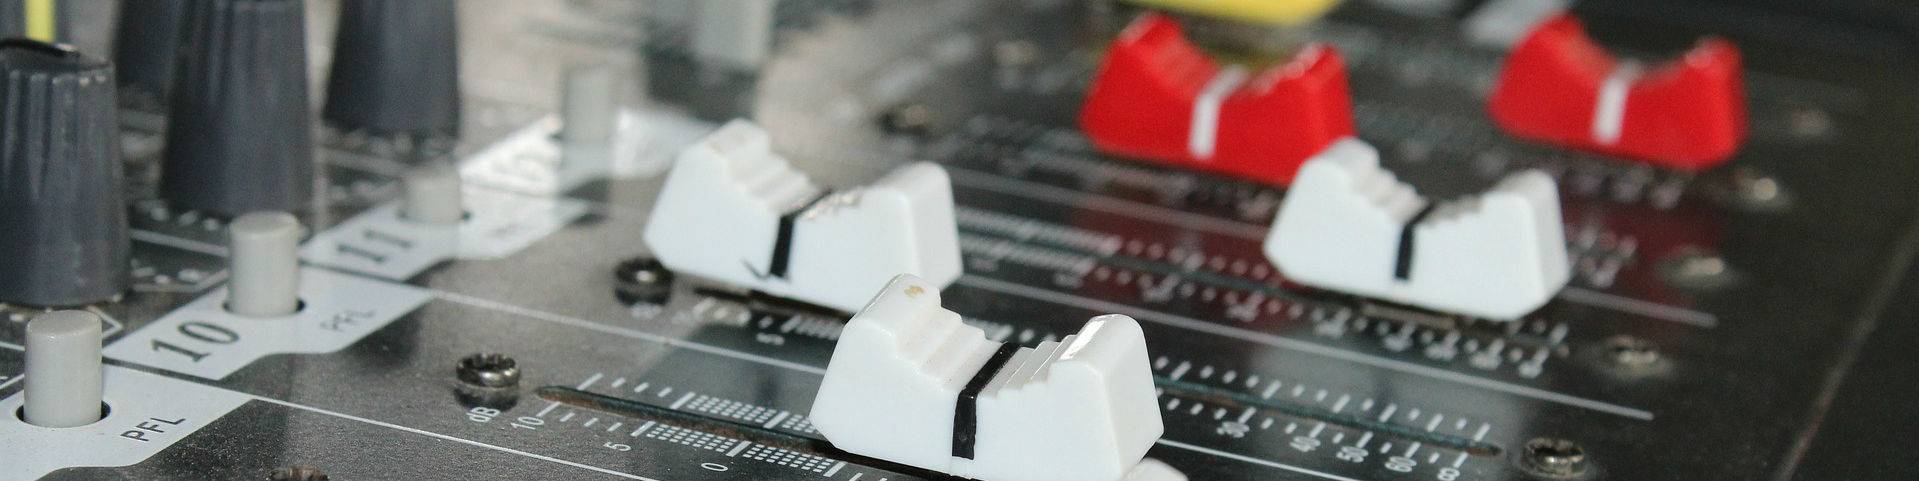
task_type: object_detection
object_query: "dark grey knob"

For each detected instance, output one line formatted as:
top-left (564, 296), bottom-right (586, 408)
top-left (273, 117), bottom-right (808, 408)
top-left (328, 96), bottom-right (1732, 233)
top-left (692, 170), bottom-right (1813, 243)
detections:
top-left (162, 0), bottom-right (313, 216)
top-left (0, 40), bottom-right (127, 307)
top-left (113, 0), bottom-right (188, 108)
top-left (322, 0), bottom-right (460, 139)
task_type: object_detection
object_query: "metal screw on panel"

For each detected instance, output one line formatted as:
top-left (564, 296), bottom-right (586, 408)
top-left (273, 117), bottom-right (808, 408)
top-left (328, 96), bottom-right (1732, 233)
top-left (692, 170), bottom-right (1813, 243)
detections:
top-left (1788, 107), bottom-right (1834, 141)
top-left (1717, 166), bottom-right (1791, 213)
top-left (1520, 438), bottom-right (1589, 478)
top-left (1601, 335), bottom-right (1659, 368)
top-left (1659, 249), bottom-right (1737, 291)
top-left (615, 257), bottom-right (676, 305)
top-left (616, 258), bottom-right (672, 287)
top-left (456, 353), bottom-right (520, 388)
top-left (268, 466), bottom-right (328, 481)
top-left (879, 103), bottom-right (936, 137)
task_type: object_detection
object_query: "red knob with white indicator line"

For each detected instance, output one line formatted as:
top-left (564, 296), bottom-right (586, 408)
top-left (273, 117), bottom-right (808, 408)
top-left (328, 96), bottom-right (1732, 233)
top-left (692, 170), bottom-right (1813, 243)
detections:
top-left (1079, 13), bottom-right (1355, 185)
top-left (1488, 14), bottom-right (1746, 170)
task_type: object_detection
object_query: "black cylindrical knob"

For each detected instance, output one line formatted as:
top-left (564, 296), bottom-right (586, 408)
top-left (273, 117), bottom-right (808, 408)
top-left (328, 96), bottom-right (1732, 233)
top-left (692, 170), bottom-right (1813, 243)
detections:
top-left (162, 0), bottom-right (313, 216)
top-left (113, 0), bottom-right (188, 108)
top-left (322, 0), bottom-right (461, 139)
top-left (0, 40), bottom-right (127, 306)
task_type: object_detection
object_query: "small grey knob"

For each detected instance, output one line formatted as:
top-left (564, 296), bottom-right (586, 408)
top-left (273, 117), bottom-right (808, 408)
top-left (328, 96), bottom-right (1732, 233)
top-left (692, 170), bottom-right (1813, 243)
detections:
top-left (693, 0), bottom-right (776, 70)
top-left (561, 65), bottom-right (620, 171)
top-left (227, 211), bottom-right (303, 317)
top-left (24, 310), bottom-right (104, 428)
top-left (402, 163), bottom-right (464, 225)
top-left (563, 65), bottom-right (619, 144)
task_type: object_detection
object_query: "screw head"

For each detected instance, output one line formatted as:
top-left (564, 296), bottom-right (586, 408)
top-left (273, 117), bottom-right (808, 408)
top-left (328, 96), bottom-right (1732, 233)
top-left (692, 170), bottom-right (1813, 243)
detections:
top-left (1674, 254), bottom-right (1726, 278)
top-left (1714, 166), bottom-right (1792, 212)
top-left (1659, 248), bottom-right (1739, 291)
top-left (878, 103), bottom-right (936, 137)
top-left (1521, 438), bottom-right (1589, 477)
top-left (1789, 107), bottom-right (1834, 140)
top-left (456, 353), bottom-right (520, 388)
top-left (616, 258), bottom-right (672, 286)
top-left (614, 258), bottom-right (675, 305)
top-left (632, 268), bottom-right (660, 284)
top-left (1602, 336), bottom-right (1659, 367)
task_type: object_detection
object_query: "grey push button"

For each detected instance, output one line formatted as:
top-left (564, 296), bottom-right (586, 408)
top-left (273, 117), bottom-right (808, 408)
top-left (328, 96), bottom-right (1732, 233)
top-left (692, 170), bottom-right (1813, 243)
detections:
top-left (693, 0), bottom-right (776, 70)
top-left (227, 211), bottom-right (303, 317)
top-left (561, 64), bottom-right (620, 173)
top-left (24, 310), bottom-right (104, 428)
top-left (402, 163), bottom-right (465, 225)
top-left (562, 65), bottom-right (619, 145)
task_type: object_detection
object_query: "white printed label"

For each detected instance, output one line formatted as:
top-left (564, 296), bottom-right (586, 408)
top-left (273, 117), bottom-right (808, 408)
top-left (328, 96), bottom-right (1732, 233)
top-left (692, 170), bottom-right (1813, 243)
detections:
top-left (460, 116), bottom-right (569, 195)
top-left (300, 189), bottom-right (588, 279)
top-left (300, 205), bottom-right (458, 280)
top-left (461, 109), bottom-right (715, 195)
top-left (454, 189), bottom-right (591, 259)
top-left (621, 108), bottom-right (717, 177)
top-left (0, 366), bottom-right (250, 481)
top-left (103, 268), bottom-right (431, 380)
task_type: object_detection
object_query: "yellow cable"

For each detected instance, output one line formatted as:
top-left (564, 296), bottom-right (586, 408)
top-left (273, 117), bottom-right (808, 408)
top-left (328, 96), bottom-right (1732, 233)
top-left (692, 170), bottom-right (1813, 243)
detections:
top-left (25, 0), bottom-right (55, 42)
top-left (1125, 0), bottom-right (1343, 26)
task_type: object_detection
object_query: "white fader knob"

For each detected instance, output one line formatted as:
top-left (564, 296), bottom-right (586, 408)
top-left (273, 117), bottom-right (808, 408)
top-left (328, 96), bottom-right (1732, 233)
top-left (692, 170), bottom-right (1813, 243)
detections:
top-left (228, 211), bottom-right (303, 317)
top-left (1124, 459), bottom-right (1187, 481)
top-left (1263, 139), bottom-right (1570, 320)
top-left (642, 120), bottom-right (961, 311)
top-left (810, 275), bottom-right (1163, 481)
top-left (23, 310), bottom-right (105, 428)
top-left (402, 162), bottom-right (465, 225)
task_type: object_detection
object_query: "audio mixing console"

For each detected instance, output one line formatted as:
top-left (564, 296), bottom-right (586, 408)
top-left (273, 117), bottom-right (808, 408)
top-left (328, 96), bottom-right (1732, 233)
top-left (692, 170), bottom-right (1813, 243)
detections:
top-left (3, 1), bottom-right (1919, 480)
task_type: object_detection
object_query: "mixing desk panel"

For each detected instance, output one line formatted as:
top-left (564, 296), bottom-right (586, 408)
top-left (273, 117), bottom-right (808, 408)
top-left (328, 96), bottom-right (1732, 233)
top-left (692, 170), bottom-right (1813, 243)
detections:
top-left (3, 1), bottom-right (1919, 480)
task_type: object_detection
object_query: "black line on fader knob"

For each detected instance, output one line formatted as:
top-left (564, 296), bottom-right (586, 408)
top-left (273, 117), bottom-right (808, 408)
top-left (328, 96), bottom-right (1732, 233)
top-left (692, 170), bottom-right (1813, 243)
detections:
top-left (1394, 203), bottom-right (1438, 281)
top-left (953, 343), bottom-right (1022, 459)
top-left (748, 192), bottom-right (835, 280)
top-left (766, 205), bottom-right (804, 278)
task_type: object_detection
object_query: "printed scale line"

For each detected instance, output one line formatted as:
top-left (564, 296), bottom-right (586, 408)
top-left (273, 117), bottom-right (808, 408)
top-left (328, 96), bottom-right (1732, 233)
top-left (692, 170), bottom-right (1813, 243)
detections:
top-left (956, 274), bottom-right (1656, 421)
top-left (944, 166), bottom-right (1718, 327)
